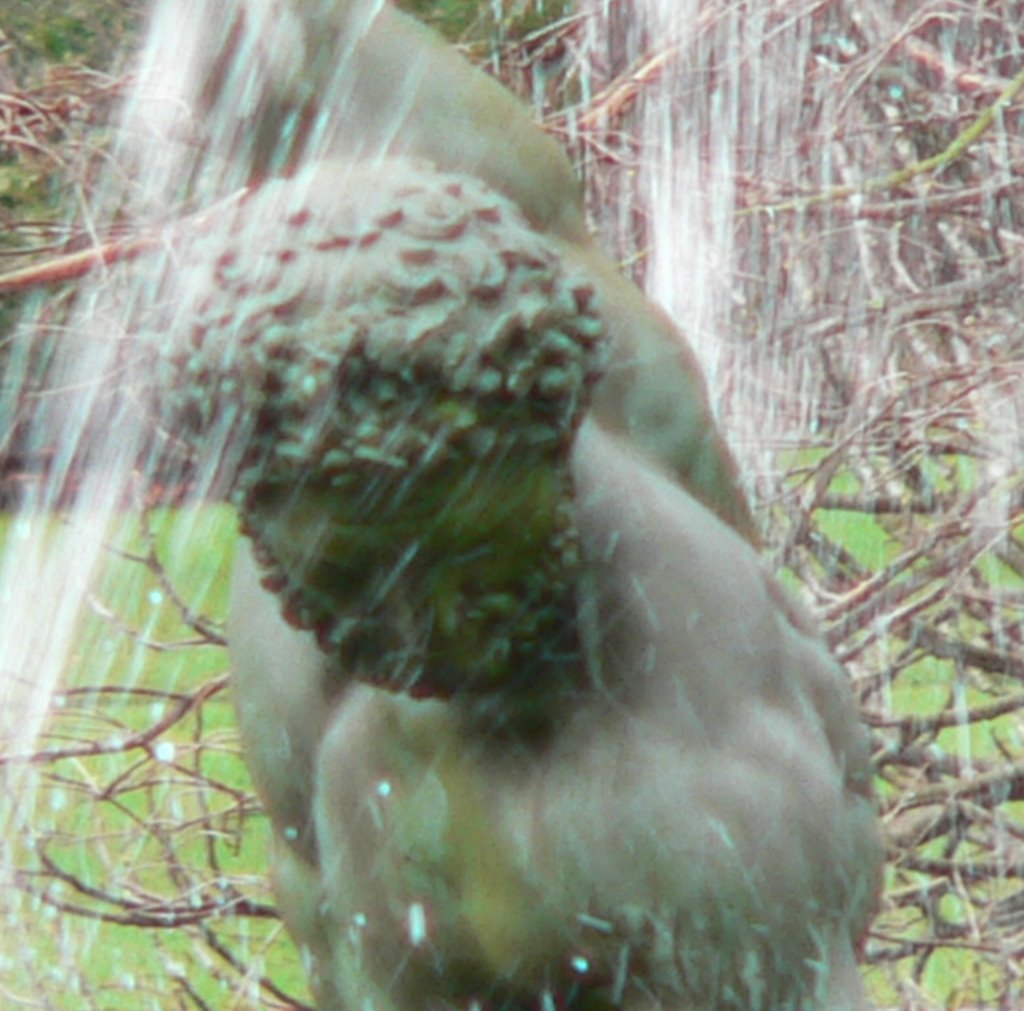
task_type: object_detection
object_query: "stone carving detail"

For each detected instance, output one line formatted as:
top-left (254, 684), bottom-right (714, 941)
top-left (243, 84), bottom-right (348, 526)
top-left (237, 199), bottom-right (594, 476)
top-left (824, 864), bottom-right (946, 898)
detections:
top-left (143, 158), bottom-right (606, 700)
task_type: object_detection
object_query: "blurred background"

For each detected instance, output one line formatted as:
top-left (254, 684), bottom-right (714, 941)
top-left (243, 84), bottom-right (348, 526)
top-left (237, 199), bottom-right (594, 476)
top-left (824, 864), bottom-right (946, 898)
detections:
top-left (0, 1), bottom-right (1022, 1007)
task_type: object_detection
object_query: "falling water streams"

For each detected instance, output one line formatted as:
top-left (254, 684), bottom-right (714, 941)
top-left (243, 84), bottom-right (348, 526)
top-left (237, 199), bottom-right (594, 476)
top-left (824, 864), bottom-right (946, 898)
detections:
top-left (583, 0), bottom-right (877, 479)
top-left (1, 0), bottom-right (1021, 1005)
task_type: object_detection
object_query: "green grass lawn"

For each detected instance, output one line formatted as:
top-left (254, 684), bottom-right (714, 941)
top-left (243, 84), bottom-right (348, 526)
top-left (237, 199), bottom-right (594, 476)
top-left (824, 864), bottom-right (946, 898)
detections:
top-left (1, 504), bottom-right (311, 1009)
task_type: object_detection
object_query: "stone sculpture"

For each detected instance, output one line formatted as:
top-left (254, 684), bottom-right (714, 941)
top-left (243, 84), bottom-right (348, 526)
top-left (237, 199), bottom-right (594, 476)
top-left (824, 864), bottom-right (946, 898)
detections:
top-left (134, 2), bottom-right (883, 1008)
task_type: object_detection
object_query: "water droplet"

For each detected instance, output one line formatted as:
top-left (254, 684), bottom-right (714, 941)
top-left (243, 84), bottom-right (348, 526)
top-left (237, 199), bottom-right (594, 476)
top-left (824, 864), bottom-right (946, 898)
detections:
top-left (148, 589), bottom-right (164, 606)
top-left (155, 740), bottom-right (176, 763)
top-left (407, 903), bottom-right (427, 946)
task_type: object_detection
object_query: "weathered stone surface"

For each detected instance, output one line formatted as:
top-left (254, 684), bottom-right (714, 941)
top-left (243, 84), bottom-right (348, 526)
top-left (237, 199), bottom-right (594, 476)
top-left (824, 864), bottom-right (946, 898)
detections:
top-left (141, 158), bottom-right (606, 697)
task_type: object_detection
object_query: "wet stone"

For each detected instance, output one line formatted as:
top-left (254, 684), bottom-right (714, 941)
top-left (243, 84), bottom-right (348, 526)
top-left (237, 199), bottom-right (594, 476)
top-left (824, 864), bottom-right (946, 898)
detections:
top-left (136, 158), bottom-right (609, 696)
